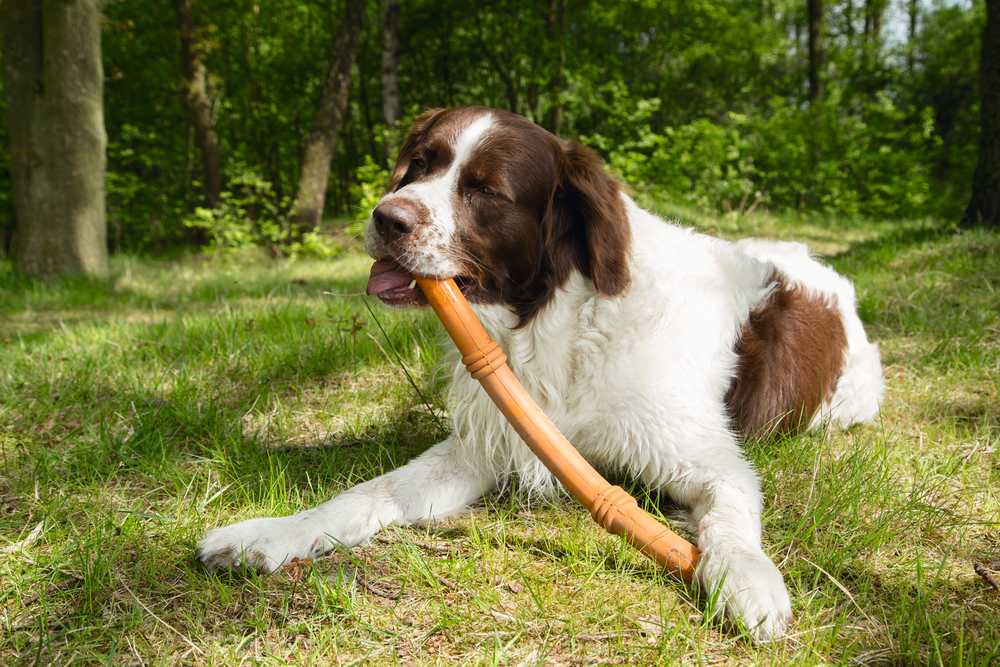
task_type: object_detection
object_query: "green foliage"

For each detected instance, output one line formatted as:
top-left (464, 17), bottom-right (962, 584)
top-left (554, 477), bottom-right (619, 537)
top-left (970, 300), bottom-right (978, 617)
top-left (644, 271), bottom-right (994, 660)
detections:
top-left (2, 0), bottom-right (986, 253)
top-left (581, 82), bottom-right (938, 219)
top-left (748, 90), bottom-right (939, 218)
top-left (101, 2), bottom-right (197, 252)
top-left (347, 154), bottom-right (391, 237)
top-left (580, 89), bottom-right (756, 211)
top-left (106, 123), bottom-right (195, 251)
top-left (908, 0), bottom-right (986, 215)
top-left (183, 168), bottom-right (337, 260)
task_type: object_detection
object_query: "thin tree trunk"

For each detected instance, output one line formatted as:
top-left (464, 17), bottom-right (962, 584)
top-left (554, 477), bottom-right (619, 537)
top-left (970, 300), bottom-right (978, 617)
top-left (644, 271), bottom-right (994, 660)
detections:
top-left (845, 0), bottom-right (854, 44)
top-left (475, 23), bottom-right (518, 113)
top-left (290, 0), bottom-right (367, 232)
top-left (546, 0), bottom-right (567, 136)
top-left (864, 0), bottom-right (883, 47)
top-left (872, 3), bottom-right (882, 44)
top-left (1, 0), bottom-right (108, 278)
top-left (174, 0), bottom-right (222, 208)
top-left (380, 0), bottom-right (401, 161)
top-left (907, 0), bottom-right (918, 72)
top-left (963, 0), bottom-right (1000, 227)
top-left (443, 14), bottom-right (455, 107)
top-left (357, 65), bottom-right (378, 155)
top-left (808, 0), bottom-right (824, 102)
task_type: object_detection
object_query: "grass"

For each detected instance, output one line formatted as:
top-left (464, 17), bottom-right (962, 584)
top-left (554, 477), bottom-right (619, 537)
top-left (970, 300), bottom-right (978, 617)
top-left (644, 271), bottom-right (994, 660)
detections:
top-left (1, 209), bottom-right (998, 666)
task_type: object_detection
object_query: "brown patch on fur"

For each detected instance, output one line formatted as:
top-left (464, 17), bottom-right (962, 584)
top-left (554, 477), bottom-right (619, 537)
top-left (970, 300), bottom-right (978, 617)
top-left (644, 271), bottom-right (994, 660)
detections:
top-left (725, 271), bottom-right (848, 440)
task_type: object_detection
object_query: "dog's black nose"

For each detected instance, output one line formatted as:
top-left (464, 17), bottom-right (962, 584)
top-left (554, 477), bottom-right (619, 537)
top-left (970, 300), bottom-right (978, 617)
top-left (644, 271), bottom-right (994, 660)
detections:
top-left (373, 202), bottom-right (418, 242)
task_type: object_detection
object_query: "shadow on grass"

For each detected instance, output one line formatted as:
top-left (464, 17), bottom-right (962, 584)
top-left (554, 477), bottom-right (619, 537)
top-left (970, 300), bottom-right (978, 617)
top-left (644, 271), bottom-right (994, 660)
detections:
top-left (0, 288), bottom-right (447, 513)
top-left (915, 396), bottom-right (1000, 450)
top-left (830, 218), bottom-right (952, 265)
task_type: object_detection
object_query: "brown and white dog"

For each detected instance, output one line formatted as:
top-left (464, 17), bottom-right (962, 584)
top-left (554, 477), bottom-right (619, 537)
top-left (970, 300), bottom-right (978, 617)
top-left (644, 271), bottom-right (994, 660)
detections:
top-left (198, 107), bottom-right (885, 641)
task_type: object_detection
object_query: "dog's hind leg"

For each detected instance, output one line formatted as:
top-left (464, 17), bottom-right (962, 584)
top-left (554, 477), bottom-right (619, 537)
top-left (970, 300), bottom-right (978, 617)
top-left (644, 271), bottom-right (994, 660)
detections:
top-left (196, 437), bottom-right (495, 574)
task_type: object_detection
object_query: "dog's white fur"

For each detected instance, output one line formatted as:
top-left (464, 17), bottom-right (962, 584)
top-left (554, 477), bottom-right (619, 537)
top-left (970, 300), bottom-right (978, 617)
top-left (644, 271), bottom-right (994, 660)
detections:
top-left (198, 112), bottom-right (884, 642)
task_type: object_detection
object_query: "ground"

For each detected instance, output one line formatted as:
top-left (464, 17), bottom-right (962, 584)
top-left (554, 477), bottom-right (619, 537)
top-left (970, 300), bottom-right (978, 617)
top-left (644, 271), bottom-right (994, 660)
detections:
top-left (0, 208), bottom-right (998, 666)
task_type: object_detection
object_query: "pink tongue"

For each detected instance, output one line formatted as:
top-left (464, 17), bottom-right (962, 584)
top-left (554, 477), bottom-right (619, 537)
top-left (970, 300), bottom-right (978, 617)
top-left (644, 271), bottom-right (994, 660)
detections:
top-left (366, 260), bottom-right (415, 295)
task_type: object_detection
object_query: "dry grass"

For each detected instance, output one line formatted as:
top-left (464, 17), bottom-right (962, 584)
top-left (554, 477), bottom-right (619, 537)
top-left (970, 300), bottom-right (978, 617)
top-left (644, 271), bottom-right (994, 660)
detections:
top-left (1, 209), bottom-right (998, 665)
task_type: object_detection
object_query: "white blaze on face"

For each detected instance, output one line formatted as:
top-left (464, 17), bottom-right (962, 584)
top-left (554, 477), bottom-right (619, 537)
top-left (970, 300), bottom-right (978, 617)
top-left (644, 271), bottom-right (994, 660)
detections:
top-left (373, 113), bottom-right (494, 277)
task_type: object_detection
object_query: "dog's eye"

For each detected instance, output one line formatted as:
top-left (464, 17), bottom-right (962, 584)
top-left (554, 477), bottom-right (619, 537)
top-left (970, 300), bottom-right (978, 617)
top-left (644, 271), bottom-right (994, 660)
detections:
top-left (412, 157), bottom-right (426, 169)
top-left (465, 186), bottom-right (499, 205)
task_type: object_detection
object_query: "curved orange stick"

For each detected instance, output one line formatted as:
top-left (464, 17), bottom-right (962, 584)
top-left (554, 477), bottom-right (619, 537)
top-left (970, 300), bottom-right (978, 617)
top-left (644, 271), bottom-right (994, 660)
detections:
top-left (415, 276), bottom-right (700, 582)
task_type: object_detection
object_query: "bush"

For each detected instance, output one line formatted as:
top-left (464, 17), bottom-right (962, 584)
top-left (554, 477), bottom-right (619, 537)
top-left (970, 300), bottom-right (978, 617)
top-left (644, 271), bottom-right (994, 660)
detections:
top-left (572, 83), bottom-right (759, 212)
top-left (183, 168), bottom-right (337, 260)
top-left (106, 123), bottom-right (194, 251)
top-left (346, 155), bottom-right (391, 238)
top-left (568, 79), bottom-right (937, 220)
top-left (746, 90), bottom-right (938, 218)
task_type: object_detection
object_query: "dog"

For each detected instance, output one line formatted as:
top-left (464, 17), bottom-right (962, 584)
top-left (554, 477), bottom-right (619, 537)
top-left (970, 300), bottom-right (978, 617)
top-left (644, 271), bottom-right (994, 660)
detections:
top-left (197, 106), bottom-right (885, 641)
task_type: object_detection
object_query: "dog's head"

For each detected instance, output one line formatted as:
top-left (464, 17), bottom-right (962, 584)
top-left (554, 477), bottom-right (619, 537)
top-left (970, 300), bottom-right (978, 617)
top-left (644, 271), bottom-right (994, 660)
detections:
top-left (365, 106), bottom-right (631, 326)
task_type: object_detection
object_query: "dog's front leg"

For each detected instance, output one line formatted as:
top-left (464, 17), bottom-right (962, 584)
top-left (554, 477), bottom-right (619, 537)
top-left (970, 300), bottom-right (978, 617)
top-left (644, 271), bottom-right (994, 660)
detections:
top-left (196, 437), bottom-right (493, 574)
top-left (661, 456), bottom-right (792, 642)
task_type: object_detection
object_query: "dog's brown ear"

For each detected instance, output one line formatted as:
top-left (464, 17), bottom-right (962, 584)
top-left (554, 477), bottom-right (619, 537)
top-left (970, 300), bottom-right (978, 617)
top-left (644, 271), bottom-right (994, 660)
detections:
top-left (545, 139), bottom-right (632, 297)
top-left (389, 108), bottom-right (446, 191)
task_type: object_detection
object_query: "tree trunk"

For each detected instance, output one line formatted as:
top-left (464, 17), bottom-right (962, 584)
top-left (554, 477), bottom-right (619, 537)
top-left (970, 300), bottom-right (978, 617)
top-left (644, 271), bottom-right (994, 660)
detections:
top-left (863, 0), bottom-right (874, 41)
top-left (963, 0), bottom-right (1000, 227)
top-left (290, 0), bottom-right (367, 232)
top-left (1, 0), bottom-right (108, 278)
top-left (380, 0), bottom-right (401, 161)
top-left (845, 0), bottom-right (854, 43)
top-left (546, 0), bottom-right (567, 137)
top-left (174, 0), bottom-right (222, 208)
top-left (475, 23), bottom-right (518, 113)
top-left (807, 0), bottom-right (824, 102)
top-left (864, 0), bottom-right (883, 47)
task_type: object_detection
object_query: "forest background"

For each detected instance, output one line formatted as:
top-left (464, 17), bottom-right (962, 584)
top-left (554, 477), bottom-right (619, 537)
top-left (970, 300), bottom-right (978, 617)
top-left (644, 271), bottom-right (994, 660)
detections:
top-left (0, 0), bottom-right (990, 257)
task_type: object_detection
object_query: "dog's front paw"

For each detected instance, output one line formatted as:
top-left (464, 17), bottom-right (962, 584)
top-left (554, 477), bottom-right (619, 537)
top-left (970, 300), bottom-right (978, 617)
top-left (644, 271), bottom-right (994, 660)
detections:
top-left (697, 546), bottom-right (793, 642)
top-left (196, 516), bottom-right (324, 574)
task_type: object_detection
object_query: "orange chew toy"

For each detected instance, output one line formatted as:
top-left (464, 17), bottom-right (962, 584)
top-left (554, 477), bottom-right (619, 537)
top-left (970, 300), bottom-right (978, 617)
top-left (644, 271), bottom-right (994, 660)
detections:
top-left (415, 276), bottom-right (700, 582)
